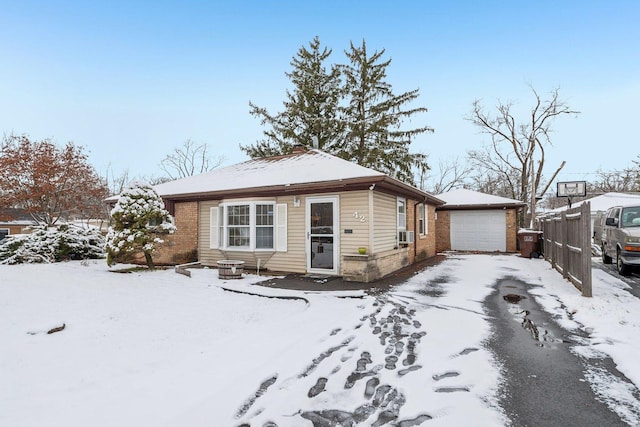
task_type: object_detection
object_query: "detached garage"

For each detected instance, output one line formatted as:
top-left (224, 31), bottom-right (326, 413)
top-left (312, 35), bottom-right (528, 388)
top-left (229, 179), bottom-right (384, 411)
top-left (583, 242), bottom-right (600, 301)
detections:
top-left (435, 189), bottom-right (525, 253)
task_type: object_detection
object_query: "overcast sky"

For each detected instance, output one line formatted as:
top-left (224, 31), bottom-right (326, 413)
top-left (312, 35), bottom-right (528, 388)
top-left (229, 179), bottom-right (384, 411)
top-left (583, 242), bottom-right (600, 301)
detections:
top-left (1, 1), bottom-right (638, 187)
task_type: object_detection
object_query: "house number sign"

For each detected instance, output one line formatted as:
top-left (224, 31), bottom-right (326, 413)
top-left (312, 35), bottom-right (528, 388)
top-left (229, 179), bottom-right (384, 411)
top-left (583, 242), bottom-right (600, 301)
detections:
top-left (353, 211), bottom-right (366, 223)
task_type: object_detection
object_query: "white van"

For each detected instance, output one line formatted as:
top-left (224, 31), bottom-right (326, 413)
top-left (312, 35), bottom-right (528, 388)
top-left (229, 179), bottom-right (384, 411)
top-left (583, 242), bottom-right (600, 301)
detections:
top-left (601, 205), bottom-right (640, 275)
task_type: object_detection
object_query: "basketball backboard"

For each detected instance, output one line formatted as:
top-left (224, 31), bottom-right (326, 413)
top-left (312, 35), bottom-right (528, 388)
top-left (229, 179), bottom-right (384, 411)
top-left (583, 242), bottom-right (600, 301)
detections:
top-left (557, 181), bottom-right (586, 197)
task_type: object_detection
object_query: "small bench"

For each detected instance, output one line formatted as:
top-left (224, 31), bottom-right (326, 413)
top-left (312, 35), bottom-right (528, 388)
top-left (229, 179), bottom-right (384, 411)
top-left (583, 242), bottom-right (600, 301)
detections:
top-left (217, 260), bottom-right (245, 279)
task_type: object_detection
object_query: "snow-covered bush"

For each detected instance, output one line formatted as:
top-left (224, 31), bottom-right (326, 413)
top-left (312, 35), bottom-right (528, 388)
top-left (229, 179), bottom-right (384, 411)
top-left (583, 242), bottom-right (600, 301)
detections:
top-left (105, 181), bottom-right (176, 269)
top-left (0, 224), bottom-right (105, 265)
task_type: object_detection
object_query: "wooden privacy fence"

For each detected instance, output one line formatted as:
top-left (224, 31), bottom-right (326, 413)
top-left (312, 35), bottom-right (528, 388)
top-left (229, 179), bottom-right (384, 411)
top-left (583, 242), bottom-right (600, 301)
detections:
top-left (540, 202), bottom-right (592, 297)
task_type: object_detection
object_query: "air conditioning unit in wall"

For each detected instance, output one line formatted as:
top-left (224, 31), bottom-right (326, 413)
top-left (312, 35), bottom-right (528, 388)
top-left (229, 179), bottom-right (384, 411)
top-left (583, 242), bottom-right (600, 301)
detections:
top-left (398, 230), bottom-right (414, 244)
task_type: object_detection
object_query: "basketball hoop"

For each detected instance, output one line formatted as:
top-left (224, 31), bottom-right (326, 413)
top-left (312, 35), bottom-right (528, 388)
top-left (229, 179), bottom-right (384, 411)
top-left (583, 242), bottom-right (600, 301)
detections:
top-left (556, 181), bottom-right (586, 208)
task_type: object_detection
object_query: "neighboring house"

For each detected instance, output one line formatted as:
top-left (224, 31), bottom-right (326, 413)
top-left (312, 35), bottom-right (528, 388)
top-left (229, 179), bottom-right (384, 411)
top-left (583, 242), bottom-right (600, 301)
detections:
top-left (143, 148), bottom-right (444, 282)
top-left (0, 209), bottom-right (36, 242)
top-left (543, 192), bottom-right (640, 239)
top-left (435, 189), bottom-right (525, 253)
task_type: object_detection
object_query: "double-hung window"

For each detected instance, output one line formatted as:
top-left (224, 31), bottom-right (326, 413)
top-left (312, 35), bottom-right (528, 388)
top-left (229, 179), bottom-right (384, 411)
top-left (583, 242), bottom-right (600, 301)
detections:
top-left (418, 203), bottom-right (426, 235)
top-left (227, 205), bottom-right (252, 248)
top-left (212, 202), bottom-right (280, 251)
top-left (396, 197), bottom-right (415, 245)
top-left (397, 198), bottom-right (406, 231)
top-left (255, 204), bottom-right (275, 249)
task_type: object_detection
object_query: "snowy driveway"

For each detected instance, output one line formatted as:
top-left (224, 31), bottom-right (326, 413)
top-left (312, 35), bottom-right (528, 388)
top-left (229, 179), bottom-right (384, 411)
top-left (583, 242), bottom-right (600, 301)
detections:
top-left (2, 255), bottom-right (640, 426)
top-left (234, 255), bottom-right (640, 426)
top-left (593, 258), bottom-right (640, 299)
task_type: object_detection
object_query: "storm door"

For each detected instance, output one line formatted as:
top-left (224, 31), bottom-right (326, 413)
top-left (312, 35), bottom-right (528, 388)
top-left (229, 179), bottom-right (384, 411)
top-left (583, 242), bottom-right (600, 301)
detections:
top-left (306, 196), bottom-right (339, 274)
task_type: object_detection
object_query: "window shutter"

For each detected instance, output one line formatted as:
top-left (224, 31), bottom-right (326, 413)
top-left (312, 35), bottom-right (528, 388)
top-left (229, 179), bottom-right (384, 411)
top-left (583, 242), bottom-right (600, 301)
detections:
top-left (275, 203), bottom-right (287, 252)
top-left (210, 207), bottom-right (220, 249)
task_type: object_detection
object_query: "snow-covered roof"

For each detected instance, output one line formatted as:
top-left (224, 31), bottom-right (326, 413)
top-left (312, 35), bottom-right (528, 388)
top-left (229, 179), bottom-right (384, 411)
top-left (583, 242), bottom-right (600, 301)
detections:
top-left (550, 192), bottom-right (640, 213)
top-left (435, 188), bottom-right (525, 208)
top-left (154, 149), bottom-right (383, 197)
top-left (144, 149), bottom-right (442, 204)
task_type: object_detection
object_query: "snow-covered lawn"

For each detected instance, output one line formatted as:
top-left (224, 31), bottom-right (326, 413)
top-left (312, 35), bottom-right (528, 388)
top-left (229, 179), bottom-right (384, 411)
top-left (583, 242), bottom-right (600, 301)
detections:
top-left (2, 255), bottom-right (640, 426)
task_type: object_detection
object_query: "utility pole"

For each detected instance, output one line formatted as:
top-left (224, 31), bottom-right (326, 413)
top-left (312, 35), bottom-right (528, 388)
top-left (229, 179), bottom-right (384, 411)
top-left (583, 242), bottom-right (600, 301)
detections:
top-left (530, 152), bottom-right (536, 229)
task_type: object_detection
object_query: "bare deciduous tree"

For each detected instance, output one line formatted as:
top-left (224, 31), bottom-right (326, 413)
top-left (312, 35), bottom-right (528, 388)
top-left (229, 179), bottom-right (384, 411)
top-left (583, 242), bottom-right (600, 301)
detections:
top-left (588, 167), bottom-right (639, 193)
top-left (104, 163), bottom-right (131, 196)
top-left (467, 145), bottom-right (520, 200)
top-left (468, 86), bottom-right (578, 226)
top-left (160, 139), bottom-right (225, 180)
top-left (421, 157), bottom-right (472, 194)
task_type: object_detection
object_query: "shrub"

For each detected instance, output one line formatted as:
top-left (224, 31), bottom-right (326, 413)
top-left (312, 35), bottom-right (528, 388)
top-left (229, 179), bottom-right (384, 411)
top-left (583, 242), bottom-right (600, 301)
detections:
top-left (105, 181), bottom-right (176, 269)
top-left (0, 225), bottom-right (105, 264)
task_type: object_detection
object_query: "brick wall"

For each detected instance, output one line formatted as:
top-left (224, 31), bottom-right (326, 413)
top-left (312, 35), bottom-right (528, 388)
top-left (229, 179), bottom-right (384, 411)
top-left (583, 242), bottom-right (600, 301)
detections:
top-left (149, 201), bottom-right (199, 265)
top-left (401, 199), bottom-right (438, 263)
top-left (406, 199), bottom-right (416, 263)
top-left (435, 210), bottom-right (451, 252)
top-left (506, 208), bottom-right (518, 252)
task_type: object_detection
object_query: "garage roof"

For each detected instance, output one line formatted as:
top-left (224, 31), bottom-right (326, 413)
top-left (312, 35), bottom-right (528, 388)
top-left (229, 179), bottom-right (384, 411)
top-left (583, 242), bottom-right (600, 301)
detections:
top-left (436, 188), bottom-right (525, 210)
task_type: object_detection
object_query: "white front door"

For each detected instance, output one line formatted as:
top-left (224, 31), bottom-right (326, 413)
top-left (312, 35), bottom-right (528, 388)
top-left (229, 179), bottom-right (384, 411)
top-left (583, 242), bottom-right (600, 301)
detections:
top-left (306, 196), bottom-right (339, 274)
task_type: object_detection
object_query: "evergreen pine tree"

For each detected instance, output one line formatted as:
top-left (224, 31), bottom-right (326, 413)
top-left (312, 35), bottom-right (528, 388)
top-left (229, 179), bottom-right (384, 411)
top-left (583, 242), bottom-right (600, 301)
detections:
top-left (338, 40), bottom-right (432, 184)
top-left (241, 36), bottom-right (343, 158)
top-left (105, 181), bottom-right (176, 269)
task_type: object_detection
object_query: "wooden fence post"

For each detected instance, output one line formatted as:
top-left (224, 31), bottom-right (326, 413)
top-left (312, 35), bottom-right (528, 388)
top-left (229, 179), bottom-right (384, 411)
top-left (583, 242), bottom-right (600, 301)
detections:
top-left (581, 202), bottom-right (592, 297)
top-left (561, 211), bottom-right (569, 280)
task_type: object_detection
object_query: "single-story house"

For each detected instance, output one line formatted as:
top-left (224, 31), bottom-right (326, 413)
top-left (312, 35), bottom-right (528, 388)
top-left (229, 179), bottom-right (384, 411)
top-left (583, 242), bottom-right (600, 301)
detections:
top-left (0, 209), bottom-right (36, 242)
top-left (435, 188), bottom-right (525, 253)
top-left (143, 148), bottom-right (445, 282)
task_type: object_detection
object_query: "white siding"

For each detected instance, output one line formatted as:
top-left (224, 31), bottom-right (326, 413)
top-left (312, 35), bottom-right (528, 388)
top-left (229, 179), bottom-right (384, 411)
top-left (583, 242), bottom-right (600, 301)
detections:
top-left (199, 201), bottom-right (222, 266)
top-left (373, 192), bottom-right (398, 252)
top-left (265, 195), bottom-right (306, 272)
top-left (339, 191), bottom-right (370, 254)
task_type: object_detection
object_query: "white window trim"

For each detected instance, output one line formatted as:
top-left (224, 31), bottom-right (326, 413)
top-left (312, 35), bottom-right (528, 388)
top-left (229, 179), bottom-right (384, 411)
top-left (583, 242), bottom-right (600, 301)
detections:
top-left (419, 203), bottom-right (426, 235)
top-left (226, 203), bottom-right (252, 249)
top-left (397, 197), bottom-right (406, 231)
top-left (210, 202), bottom-right (287, 252)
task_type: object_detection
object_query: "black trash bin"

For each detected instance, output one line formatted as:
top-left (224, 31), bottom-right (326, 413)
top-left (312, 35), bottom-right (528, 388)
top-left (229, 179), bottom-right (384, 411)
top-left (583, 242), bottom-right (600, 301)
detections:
top-left (518, 230), bottom-right (543, 258)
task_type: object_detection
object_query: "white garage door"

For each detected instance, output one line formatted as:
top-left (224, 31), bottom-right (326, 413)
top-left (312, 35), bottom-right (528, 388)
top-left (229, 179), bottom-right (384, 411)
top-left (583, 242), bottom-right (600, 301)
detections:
top-left (450, 210), bottom-right (506, 252)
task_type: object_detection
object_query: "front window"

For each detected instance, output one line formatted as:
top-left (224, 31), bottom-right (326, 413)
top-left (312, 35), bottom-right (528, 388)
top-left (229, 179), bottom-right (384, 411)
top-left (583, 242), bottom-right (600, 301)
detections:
top-left (227, 205), bottom-right (250, 248)
top-left (222, 203), bottom-right (275, 250)
top-left (255, 204), bottom-right (274, 249)
top-left (0, 229), bottom-right (8, 242)
top-left (418, 203), bottom-right (425, 235)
